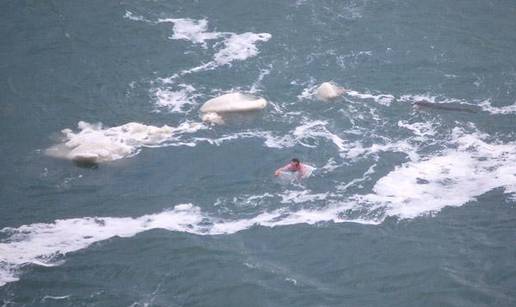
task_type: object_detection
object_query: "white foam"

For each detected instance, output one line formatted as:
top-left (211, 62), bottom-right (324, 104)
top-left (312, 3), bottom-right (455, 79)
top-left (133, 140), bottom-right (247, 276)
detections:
top-left (346, 90), bottom-right (395, 106)
top-left (361, 128), bottom-right (516, 218)
top-left (169, 31), bottom-right (270, 77)
top-left (224, 193), bottom-right (275, 209)
top-left (156, 18), bottom-right (271, 78)
top-left (4, 126), bottom-right (516, 287)
top-left (201, 112), bottom-right (225, 125)
top-left (123, 11), bottom-right (148, 22)
top-left (279, 190), bottom-right (328, 204)
top-left (478, 99), bottom-right (516, 115)
top-left (157, 18), bottom-right (223, 47)
top-left (338, 163), bottom-right (377, 191)
top-left (398, 120), bottom-right (437, 141)
top-left (336, 51), bottom-right (372, 69)
top-left (46, 121), bottom-right (204, 163)
top-left (0, 264), bottom-right (18, 287)
top-left (250, 66), bottom-right (272, 94)
top-left (292, 120), bottom-right (347, 151)
top-left (320, 158), bottom-right (341, 173)
top-left (297, 84), bottom-right (319, 101)
top-left (183, 119), bottom-right (421, 165)
top-left (0, 204), bottom-right (207, 286)
top-left (194, 120), bottom-right (415, 163)
top-left (213, 32), bottom-right (271, 66)
top-left (399, 94), bottom-right (474, 107)
top-left (0, 201), bottom-right (375, 287)
top-left (281, 120), bottom-right (417, 161)
top-left (153, 84), bottom-right (198, 113)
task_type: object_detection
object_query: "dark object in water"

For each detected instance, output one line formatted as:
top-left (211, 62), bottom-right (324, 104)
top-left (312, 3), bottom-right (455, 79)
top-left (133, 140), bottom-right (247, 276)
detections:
top-left (414, 101), bottom-right (477, 113)
top-left (73, 156), bottom-right (99, 169)
top-left (416, 177), bottom-right (430, 184)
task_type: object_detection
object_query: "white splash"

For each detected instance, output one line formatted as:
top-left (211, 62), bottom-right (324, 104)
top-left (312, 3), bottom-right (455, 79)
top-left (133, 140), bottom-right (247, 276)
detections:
top-left (398, 120), bottom-right (437, 141)
top-left (297, 83), bottom-right (319, 101)
top-left (0, 204), bottom-right (207, 287)
top-left (250, 66), bottom-right (272, 94)
top-left (399, 94), bottom-right (474, 107)
top-left (478, 99), bottom-right (516, 115)
top-left (4, 128), bottom-right (516, 287)
top-left (157, 18), bottom-right (223, 47)
top-left (346, 90), bottom-right (395, 106)
top-left (45, 121), bottom-right (204, 163)
top-left (279, 190), bottom-right (329, 204)
top-left (0, 202), bottom-right (372, 287)
top-left (213, 32), bottom-right (272, 66)
top-left (265, 120), bottom-right (416, 162)
top-left (338, 163), bottom-right (377, 191)
top-left (157, 18), bottom-right (271, 78)
top-left (123, 11), bottom-right (148, 22)
top-left (153, 84), bottom-right (199, 113)
top-left (360, 128), bottom-right (516, 218)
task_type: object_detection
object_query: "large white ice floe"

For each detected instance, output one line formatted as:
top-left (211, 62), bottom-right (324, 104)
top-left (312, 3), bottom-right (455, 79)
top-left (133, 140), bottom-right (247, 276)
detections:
top-left (200, 92), bottom-right (267, 125)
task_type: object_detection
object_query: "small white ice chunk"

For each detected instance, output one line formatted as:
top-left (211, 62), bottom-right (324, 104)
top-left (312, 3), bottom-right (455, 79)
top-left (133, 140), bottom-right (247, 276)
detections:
top-left (316, 82), bottom-right (346, 101)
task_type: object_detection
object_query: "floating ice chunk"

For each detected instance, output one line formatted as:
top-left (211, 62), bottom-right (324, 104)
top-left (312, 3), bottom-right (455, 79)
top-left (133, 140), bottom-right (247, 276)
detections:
top-left (200, 92), bottom-right (267, 113)
top-left (316, 82), bottom-right (346, 101)
top-left (45, 121), bottom-right (203, 164)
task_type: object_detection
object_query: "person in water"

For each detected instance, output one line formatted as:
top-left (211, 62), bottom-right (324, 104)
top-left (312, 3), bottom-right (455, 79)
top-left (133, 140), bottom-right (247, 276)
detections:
top-left (274, 158), bottom-right (309, 178)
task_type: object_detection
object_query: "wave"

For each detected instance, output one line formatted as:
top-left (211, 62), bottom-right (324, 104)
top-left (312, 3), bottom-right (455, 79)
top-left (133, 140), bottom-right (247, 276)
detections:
top-left (359, 127), bottom-right (516, 218)
top-left (156, 18), bottom-right (271, 81)
top-left (298, 84), bottom-right (394, 106)
top-left (0, 202), bottom-right (373, 287)
top-left (14, 125), bottom-right (516, 288)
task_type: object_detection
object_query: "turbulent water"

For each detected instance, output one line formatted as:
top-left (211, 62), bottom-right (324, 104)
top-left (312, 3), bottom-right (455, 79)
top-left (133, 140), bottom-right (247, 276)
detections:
top-left (1, 0), bottom-right (516, 306)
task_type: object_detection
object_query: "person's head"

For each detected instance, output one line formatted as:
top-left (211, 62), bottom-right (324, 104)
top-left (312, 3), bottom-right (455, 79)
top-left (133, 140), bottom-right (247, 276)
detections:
top-left (291, 158), bottom-right (300, 167)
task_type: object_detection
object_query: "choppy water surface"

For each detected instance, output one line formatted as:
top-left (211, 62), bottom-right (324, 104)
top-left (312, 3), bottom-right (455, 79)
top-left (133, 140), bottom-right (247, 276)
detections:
top-left (1, 0), bottom-right (515, 306)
